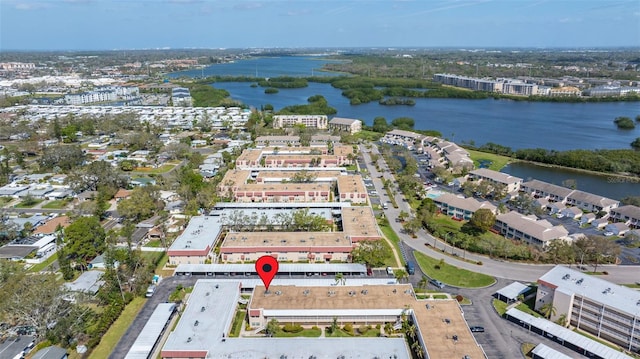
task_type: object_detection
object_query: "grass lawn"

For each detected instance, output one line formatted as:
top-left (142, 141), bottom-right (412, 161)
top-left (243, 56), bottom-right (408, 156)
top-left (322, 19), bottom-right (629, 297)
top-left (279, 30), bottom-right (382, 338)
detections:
top-left (414, 252), bottom-right (495, 288)
top-left (521, 343), bottom-right (536, 358)
top-left (229, 310), bottom-right (246, 337)
top-left (0, 197), bottom-right (12, 205)
top-left (467, 149), bottom-right (513, 171)
top-left (274, 328), bottom-right (322, 338)
top-left (326, 328), bottom-right (354, 337)
top-left (432, 294), bottom-right (449, 299)
top-left (622, 283), bottom-right (640, 289)
top-left (133, 163), bottom-right (176, 174)
top-left (28, 253), bottom-right (58, 273)
top-left (493, 298), bottom-right (508, 316)
top-left (15, 199), bottom-right (43, 208)
top-left (516, 296), bottom-right (542, 318)
top-left (42, 199), bottom-right (72, 209)
top-left (89, 297), bottom-right (146, 359)
top-left (378, 222), bottom-right (405, 266)
top-left (144, 240), bottom-right (163, 248)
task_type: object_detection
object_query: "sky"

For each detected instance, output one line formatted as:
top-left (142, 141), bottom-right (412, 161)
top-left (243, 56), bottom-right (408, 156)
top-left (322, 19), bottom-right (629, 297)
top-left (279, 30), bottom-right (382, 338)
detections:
top-left (0, 0), bottom-right (639, 51)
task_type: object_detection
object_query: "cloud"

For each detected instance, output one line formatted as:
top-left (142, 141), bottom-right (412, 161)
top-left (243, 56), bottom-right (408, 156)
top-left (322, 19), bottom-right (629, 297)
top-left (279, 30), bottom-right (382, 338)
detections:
top-left (395, 0), bottom-right (492, 18)
top-left (283, 9), bottom-right (311, 16)
top-left (233, 1), bottom-right (264, 10)
top-left (11, 1), bottom-right (51, 10)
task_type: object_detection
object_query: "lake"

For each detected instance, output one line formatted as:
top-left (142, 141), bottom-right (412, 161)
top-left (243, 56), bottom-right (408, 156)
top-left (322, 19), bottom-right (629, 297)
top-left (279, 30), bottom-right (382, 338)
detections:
top-left (169, 56), bottom-right (640, 199)
top-left (501, 162), bottom-right (639, 200)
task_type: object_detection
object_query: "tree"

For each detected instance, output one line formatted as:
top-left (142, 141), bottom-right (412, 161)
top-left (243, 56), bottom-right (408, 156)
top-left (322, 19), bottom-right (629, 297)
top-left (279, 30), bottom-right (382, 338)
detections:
top-left (539, 302), bottom-right (557, 319)
top-left (329, 317), bottom-right (339, 335)
top-left (63, 216), bottom-right (106, 270)
top-left (39, 144), bottom-right (86, 171)
top-left (402, 217), bottom-right (422, 236)
top-left (411, 341), bottom-right (424, 359)
top-left (266, 318), bottom-right (279, 337)
top-left (397, 210), bottom-right (410, 222)
top-left (117, 186), bottom-right (164, 223)
top-left (470, 208), bottom-right (496, 232)
top-left (334, 272), bottom-right (346, 286)
top-left (394, 269), bottom-right (409, 283)
top-left (588, 235), bottom-right (621, 272)
top-left (631, 137), bottom-right (640, 151)
top-left (555, 313), bottom-right (568, 327)
top-left (65, 160), bottom-right (128, 193)
top-left (391, 117), bottom-right (415, 130)
top-left (0, 262), bottom-right (72, 341)
top-left (351, 239), bottom-right (391, 267)
top-left (119, 160), bottom-right (135, 171)
top-left (372, 117), bottom-right (389, 133)
top-left (291, 208), bottom-right (330, 232)
top-left (417, 276), bottom-right (428, 292)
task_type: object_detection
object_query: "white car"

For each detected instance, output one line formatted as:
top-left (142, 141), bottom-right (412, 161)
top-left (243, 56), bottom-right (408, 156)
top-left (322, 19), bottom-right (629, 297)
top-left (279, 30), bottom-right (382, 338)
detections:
top-left (386, 267), bottom-right (394, 276)
top-left (604, 231), bottom-right (615, 236)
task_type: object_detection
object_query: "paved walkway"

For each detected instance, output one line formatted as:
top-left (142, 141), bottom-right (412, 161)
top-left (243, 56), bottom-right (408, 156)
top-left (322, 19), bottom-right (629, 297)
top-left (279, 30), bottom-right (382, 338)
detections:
top-left (359, 144), bottom-right (640, 284)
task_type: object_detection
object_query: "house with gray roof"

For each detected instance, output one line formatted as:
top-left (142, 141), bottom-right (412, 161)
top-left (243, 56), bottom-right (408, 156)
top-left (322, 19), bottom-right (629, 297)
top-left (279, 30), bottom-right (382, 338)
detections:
top-left (521, 179), bottom-right (574, 203)
top-left (494, 211), bottom-right (569, 247)
top-left (605, 222), bottom-right (630, 236)
top-left (328, 117), bottom-right (362, 134)
top-left (469, 168), bottom-right (523, 193)
top-left (433, 193), bottom-right (496, 220)
top-left (566, 190), bottom-right (619, 213)
top-left (579, 212), bottom-right (597, 225)
top-left (560, 206), bottom-right (583, 219)
top-left (609, 205), bottom-right (640, 229)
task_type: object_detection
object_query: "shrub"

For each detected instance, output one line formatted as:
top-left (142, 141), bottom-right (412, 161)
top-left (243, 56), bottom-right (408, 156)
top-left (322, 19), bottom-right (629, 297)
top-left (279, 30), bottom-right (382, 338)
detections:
top-left (456, 294), bottom-right (464, 302)
top-left (343, 323), bottom-right (354, 335)
top-left (375, 324), bottom-right (381, 330)
top-left (358, 325), bottom-right (371, 334)
top-left (282, 323), bottom-right (303, 333)
top-left (603, 271), bottom-right (609, 275)
top-left (477, 261), bottom-right (483, 265)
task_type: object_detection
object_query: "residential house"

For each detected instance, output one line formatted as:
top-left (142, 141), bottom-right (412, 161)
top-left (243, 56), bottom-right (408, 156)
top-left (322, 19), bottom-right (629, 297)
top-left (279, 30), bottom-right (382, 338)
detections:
top-left (609, 205), bottom-right (640, 229)
top-left (33, 216), bottom-right (70, 236)
top-left (591, 217), bottom-right (609, 229)
top-left (548, 202), bottom-right (567, 215)
top-left (328, 117), bottom-right (362, 134)
top-left (520, 179), bottom-right (574, 203)
top-left (130, 177), bottom-right (156, 187)
top-left (494, 211), bottom-right (569, 247)
top-left (433, 193), bottom-right (497, 220)
top-left (114, 188), bottom-right (132, 202)
top-left (604, 222), bottom-right (630, 236)
top-left (560, 206), bottom-right (583, 219)
top-left (579, 213), bottom-right (597, 225)
top-left (565, 190), bottom-right (619, 213)
top-left (0, 184), bottom-right (29, 198)
top-left (469, 168), bottom-right (523, 193)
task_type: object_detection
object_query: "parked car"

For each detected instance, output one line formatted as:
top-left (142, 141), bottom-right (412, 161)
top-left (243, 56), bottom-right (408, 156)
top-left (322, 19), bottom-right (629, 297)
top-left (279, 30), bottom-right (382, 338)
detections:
top-left (145, 284), bottom-right (156, 298)
top-left (469, 326), bottom-right (485, 333)
top-left (429, 278), bottom-right (445, 288)
top-left (386, 267), bottom-right (394, 276)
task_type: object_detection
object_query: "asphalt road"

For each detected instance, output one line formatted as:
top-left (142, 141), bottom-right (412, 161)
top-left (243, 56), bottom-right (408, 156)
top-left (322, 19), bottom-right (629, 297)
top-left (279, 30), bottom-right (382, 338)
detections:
top-left (108, 276), bottom-right (197, 359)
top-left (359, 143), bottom-right (640, 285)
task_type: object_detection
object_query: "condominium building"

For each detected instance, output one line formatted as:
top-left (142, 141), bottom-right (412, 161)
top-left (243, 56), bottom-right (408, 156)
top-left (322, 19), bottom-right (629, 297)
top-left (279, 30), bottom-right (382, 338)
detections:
top-left (610, 205), bottom-right (640, 229)
top-left (272, 115), bottom-right (328, 129)
top-left (521, 179), bottom-right (574, 203)
top-left (433, 193), bottom-right (496, 220)
top-left (494, 211), bottom-right (569, 247)
top-left (536, 265), bottom-right (640, 353)
top-left (469, 168), bottom-right (523, 193)
top-left (328, 117), bottom-right (362, 134)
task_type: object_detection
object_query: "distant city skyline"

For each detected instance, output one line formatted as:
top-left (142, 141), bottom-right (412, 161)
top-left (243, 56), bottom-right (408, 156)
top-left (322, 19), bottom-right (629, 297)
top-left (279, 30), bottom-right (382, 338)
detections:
top-left (0, 0), bottom-right (639, 51)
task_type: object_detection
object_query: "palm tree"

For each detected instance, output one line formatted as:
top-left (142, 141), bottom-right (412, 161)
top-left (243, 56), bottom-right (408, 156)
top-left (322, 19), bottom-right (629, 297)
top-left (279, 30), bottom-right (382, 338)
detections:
top-left (334, 272), bottom-right (346, 285)
top-left (417, 276), bottom-right (428, 292)
top-left (394, 269), bottom-right (409, 283)
top-left (411, 341), bottom-right (424, 359)
top-left (555, 313), bottom-right (568, 327)
top-left (406, 324), bottom-right (417, 340)
top-left (540, 302), bottom-right (557, 319)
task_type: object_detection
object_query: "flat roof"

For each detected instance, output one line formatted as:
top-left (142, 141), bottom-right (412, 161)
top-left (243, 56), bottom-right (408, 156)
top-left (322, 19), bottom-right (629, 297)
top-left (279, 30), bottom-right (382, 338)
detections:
top-left (256, 170), bottom-right (342, 181)
top-left (125, 303), bottom-right (176, 359)
top-left (337, 175), bottom-right (367, 195)
top-left (496, 281), bottom-right (530, 301)
top-left (212, 202), bottom-right (350, 209)
top-left (235, 149), bottom-right (262, 163)
top-left (64, 270), bottom-right (104, 294)
top-left (506, 308), bottom-right (633, 359)
top-left (218, 206), bottom-right (333, 223)
top-left (333, 145), bottom-right (354, 156)
top-left (175, 263), bottom-right (366, 274)
top-left (219, 169), bottom-right (250, 188)
top-left (341, 207), bottom-right (380, 238)
top-left (169, 215), bottom-right (223, 252)
top-left (531, 343), bottom-right (574, 359)
top-left (222, 231), bottom-right (351, 249)
top-left (538, 265), bottom-right (640, 316)
top-left (0, 245), bottom-right (37, 259)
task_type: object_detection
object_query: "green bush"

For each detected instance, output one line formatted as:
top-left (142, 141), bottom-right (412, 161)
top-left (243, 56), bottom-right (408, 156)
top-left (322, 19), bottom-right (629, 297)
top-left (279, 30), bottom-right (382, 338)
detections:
top-left (282, 323), bottom-right (303, 333)
top-left (358, 325), bottom-right (371, 334)
top-left (343, 323), bottom-right (354, 335)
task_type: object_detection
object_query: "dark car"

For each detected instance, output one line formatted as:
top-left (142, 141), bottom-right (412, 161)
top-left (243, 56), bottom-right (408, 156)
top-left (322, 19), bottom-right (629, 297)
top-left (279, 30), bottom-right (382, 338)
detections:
top-left (469, 326), bottom-right (485, 333)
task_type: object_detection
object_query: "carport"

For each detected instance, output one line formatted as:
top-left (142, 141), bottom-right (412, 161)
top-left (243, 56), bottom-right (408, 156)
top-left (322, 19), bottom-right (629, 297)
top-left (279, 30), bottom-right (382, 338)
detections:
top-left (494, 281), bottom-right (530, 303)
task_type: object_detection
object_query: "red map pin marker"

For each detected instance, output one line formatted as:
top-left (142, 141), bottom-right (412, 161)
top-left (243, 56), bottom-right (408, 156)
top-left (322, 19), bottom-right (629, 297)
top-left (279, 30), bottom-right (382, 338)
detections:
top-left (256, 255), bottom-right (278, 291)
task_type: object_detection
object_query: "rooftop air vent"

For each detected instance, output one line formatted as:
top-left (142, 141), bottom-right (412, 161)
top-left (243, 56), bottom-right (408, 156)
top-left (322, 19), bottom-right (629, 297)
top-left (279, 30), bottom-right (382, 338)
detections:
top-left (562, 274), bottom-right (570, 280)
top-left (201, 306), bottom-right (206, 312)
top-left (576, 278), bottom-right (584, 285)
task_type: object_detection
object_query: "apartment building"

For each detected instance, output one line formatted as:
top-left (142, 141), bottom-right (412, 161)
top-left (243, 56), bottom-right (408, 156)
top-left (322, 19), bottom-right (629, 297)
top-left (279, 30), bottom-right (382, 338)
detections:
top-left (536, 265), bottom-right (640, 353)
top-left (609, 205), bottom-right (640, 229)
top-left (328, 117), bottom-right (362, 134)
top-left (566, 190), bottom-right (619, 213)
top-left (336, 175), bottom-right (367, 204)
top-left (381, 129), bottom-right (425, 149)
top-left (254, 135), bottom-right (301, 148)
top-left (494, 211), bottom-right (569, 247)
top-left (521, 179), bottom-right (574, 203)
top-left (272, 115), bottom-right (328, 129)
top-left (469, 168), bottom-right (523, 193)
top-left (433, 193), bottom-right (496, 220)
